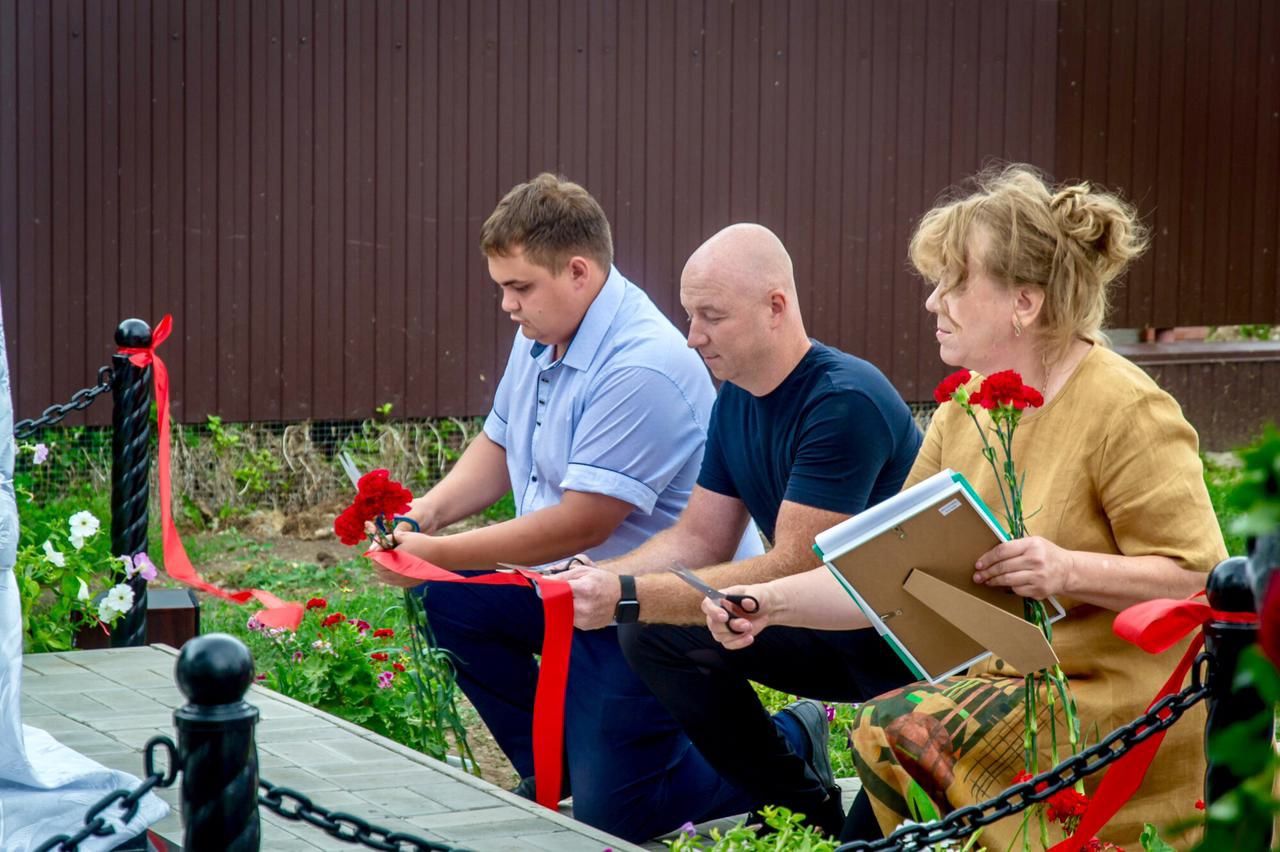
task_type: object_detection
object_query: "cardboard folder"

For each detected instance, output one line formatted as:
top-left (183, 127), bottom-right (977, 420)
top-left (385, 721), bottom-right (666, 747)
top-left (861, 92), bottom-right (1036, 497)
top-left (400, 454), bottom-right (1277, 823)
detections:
top-left (814, 469), bottom-right (1062, 683)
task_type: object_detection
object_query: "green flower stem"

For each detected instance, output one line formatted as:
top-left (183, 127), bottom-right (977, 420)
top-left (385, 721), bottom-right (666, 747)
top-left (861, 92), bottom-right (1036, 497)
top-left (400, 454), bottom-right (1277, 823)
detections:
top-left (401, 588), bottom-right (435, 755)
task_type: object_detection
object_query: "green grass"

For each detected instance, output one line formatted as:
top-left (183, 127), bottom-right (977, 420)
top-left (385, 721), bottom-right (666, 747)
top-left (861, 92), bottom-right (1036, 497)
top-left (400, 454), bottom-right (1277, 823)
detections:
top-left (1203, 454), bottom-right (1247, 557)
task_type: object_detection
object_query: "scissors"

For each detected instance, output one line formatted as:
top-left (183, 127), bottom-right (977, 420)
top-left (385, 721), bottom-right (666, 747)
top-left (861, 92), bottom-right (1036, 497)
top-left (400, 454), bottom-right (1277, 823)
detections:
top-left (495, 556), bottom-right (587, 576)
top-left (338, 451), bottom-right (420, 546)
top-left (668, 563), bottom-right (760, 634)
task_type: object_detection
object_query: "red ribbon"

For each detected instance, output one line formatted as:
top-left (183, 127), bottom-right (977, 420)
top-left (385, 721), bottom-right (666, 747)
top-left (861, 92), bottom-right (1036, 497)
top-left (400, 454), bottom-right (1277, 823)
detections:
top-left (368, 548), bottom-right (573, 811)
top-left (1051, 596), bottom-right (1258, 850)
top-left (118, 315), bottom-right (303, 630)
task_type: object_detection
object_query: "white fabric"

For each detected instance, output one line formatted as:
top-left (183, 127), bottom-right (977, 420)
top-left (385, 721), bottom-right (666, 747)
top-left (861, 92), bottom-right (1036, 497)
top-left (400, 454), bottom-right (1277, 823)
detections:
top-left (0, 304), bottom-right (168, 850)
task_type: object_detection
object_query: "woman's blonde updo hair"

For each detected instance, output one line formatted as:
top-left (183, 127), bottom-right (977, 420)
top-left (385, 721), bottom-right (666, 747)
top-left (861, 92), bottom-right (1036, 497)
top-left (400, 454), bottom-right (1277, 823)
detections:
top-left (909, 164), bottom-right (1149, 351)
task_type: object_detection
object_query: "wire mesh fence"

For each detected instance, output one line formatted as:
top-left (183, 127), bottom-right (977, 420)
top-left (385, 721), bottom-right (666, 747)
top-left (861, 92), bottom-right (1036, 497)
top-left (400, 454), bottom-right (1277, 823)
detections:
top-left (17, 416), bottom-right (485, 523)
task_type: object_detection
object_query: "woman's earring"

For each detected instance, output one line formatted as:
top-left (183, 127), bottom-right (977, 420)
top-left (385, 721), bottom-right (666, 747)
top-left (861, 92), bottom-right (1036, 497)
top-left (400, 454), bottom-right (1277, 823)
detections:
top-left (1013, 316), bottom-right (1024, 337)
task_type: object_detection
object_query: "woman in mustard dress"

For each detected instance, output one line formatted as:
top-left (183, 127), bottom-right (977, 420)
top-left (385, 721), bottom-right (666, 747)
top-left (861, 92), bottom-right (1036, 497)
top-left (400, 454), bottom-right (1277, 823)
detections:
top-left (702, 165), bottom-right (1225, 847)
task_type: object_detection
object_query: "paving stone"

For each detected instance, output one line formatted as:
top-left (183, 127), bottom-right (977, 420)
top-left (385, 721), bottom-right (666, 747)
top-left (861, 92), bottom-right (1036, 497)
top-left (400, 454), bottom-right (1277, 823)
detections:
top-left (24, 646), bottom-right (640, 852)
top-left (352, 786), bottom-right (453, 817)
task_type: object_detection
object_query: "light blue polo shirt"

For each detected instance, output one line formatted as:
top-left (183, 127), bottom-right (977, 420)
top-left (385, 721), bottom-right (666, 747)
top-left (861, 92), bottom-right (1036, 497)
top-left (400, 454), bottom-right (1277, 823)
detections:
top-left (484, 266), bottom-right (762, 561)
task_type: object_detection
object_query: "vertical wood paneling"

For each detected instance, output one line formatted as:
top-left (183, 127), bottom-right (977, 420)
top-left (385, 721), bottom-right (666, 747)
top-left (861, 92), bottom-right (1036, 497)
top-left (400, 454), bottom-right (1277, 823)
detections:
top-left (0, 0), bottom-right (17, 400)
top-left (3, 0), bottom-right (1278, 427)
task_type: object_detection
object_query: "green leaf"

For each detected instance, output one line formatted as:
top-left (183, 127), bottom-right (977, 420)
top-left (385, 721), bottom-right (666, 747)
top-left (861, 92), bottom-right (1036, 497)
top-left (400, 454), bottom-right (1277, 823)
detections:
top-left (1140, 822), bottom-right (1176, 852)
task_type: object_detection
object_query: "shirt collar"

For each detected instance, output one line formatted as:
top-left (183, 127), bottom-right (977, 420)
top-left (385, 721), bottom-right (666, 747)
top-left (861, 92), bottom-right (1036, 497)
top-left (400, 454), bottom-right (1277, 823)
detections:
top-left (529, 266), bottom-right (627, 371)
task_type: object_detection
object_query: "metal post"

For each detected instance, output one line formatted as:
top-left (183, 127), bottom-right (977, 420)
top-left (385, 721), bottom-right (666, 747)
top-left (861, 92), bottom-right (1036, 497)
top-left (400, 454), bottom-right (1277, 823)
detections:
top-left (174, 633), bottom-right (261, 851)
top-left (110, 318), bottom-right (152, 647)
top-left (1202, 556), bottom-right (1266, 807)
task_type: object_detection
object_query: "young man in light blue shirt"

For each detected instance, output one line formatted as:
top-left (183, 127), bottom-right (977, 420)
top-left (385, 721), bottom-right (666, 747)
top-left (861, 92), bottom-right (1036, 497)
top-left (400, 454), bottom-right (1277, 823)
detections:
top-left (377, 174), bottom-right (761, 842)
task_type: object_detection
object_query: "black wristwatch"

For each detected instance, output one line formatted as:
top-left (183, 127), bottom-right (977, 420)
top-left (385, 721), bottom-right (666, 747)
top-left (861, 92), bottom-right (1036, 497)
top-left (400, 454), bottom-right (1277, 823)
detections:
top-left (614, 575), bottom-right (640, 624)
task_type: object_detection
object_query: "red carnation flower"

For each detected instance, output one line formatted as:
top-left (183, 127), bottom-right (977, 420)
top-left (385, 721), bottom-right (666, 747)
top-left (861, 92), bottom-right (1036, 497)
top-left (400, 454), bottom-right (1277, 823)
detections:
top-left (1194, 798), bottom-right (1206, 811)
top-left (306, 597), bottom-right (328, 610)
top-left (370, 652), bottom-right (390, 662)
top-left (353, 619), bottom-right (371, 633)
top-left (976, 370), bottom-right (1044, 411)
top-left (333, 506), bottom-right (367, 546)
top-left (1046, 789), bottom-right (1090, 825)
top-left (373, 628), bottom-right (395, 638)
top-left (933, 369), bottom-right (972, 404)
top-left (1011, 769), bottom-right (1047, 792)
top-left (392, 662), bottom-right (406, 672)
top-left (321, 612), bottom-right (346, 628)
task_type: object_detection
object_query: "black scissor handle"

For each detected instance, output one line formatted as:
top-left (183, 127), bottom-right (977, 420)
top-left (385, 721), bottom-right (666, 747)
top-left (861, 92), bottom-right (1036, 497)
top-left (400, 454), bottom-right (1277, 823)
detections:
top-left (721, 594), bottom-right (760, 634)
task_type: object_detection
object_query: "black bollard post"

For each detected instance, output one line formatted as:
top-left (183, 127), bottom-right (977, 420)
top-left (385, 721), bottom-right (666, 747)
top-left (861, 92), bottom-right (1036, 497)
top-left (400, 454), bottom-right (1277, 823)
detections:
top-left (174, 634), bottom-right (261, 851)
top-left (1202, 556), bottom-right (1266, 808)
top-left (110, 318), bottom-right (153, 648)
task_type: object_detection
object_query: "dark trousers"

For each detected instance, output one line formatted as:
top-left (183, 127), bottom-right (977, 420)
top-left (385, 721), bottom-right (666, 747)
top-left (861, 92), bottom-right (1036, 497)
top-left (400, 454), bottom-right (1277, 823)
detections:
top-left (421, 581), bottom-right (755, 843)
top-left (618, 622), bottom-right (913, 836)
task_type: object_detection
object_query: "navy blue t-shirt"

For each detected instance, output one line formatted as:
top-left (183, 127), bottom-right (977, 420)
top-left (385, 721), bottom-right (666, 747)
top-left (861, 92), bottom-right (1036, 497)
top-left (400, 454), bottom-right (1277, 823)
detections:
top-left (698, 341), bottom-right (922, 543)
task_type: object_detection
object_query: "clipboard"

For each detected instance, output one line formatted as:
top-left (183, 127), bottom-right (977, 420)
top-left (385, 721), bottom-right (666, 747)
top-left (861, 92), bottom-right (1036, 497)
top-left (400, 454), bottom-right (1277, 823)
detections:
top-left (814, 469), bottom-right (1063, 683)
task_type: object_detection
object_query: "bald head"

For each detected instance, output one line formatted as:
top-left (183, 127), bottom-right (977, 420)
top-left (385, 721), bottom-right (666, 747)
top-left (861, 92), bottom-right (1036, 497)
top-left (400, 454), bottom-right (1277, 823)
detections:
top-left (682, 223), bottom-right (796, 300)
top-left (680, 224), bottom-right (811, 395)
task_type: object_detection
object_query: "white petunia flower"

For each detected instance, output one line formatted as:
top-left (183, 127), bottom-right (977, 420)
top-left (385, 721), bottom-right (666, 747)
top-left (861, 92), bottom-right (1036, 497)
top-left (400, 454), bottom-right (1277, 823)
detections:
top-left (70, 534), bottom-right (86, 551)
top-left (77, 578), bottom-right (90, 601)
top-left (98, 583), bottom-right (135, 622)
top-left (69, 511), bottom-right (100, 540)
top-left (42, 540), bottom-right (66, 568)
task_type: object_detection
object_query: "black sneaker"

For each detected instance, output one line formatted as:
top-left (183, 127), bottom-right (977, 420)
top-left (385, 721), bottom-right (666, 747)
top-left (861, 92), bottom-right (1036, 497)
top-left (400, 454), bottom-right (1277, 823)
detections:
top-left (780, 698), bottom-right (836, 794)
top-left (511, 774), bottom-right (571, 802)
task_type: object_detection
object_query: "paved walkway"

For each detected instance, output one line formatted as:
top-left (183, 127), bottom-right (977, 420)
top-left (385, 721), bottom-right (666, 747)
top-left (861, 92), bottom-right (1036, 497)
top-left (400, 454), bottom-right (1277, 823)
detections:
top-left (21, 645), bottom-right (642, 852)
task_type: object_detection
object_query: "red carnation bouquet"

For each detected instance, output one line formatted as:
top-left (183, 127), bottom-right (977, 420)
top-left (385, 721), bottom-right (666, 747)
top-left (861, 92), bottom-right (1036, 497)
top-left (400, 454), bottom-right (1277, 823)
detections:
top-left (334, 468), bottom-right (414, 548)
top-left (936, 369), bottom-right (1082, 848)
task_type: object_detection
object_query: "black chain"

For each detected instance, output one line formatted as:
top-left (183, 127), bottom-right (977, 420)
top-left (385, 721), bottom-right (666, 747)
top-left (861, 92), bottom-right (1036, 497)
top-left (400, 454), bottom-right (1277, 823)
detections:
top-left (34, 736), bottom-right (179, 852)
top-left (836, 653), bottom-right (1214, 851)
top-left (259, 778), bottom-right (472, 851)
top-left (15, 365), bottom-right (113, 439)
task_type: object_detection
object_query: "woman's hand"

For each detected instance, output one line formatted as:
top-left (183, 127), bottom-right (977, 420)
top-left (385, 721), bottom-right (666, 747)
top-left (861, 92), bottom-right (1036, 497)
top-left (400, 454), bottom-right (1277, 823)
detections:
top-left (369, 531), bottom-right (438, 586)
top-left (974, 535), bottom-right (1076, 599)
top-left (702, 584), bottom-right (777, 650)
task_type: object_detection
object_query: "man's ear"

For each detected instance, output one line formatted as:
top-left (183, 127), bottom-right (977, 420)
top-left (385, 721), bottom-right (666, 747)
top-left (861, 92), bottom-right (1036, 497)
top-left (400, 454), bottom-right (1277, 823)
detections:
top-left (767, 289), bottom-right (789, 327)
top-left (566, 256), bottom-right (593, 288)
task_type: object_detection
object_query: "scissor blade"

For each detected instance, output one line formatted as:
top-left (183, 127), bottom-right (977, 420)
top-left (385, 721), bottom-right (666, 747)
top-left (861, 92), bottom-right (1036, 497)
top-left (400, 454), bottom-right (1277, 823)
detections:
top-left (669, 564), bottom-right (727, 604)
top-left (339, 451), bottom-right (362, 491)
top-left (497, 561), bottom-right (563, 575)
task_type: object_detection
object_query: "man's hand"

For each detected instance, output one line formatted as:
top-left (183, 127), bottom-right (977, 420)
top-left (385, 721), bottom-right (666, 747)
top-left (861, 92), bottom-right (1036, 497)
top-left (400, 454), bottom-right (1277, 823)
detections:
top-left (702, 583), bottom-right (777, 650)
top-left (973, 535), bottom-right (1075, 600)
top-left (553, 564), bottom-right (621, 630)
top-left (368, 531), bottom-right (439, 586)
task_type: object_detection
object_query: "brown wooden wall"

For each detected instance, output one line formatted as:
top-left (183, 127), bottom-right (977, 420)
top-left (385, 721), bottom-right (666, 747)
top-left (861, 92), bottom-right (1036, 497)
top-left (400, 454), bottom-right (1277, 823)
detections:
top-left (3, 0), bottom-right (1278, 427)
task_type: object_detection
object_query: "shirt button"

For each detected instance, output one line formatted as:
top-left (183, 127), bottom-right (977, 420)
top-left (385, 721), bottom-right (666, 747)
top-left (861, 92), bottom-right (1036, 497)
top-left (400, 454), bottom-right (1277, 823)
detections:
top-left (541, 377), bottom-right (549, 383)
top-left (536, 421), bottom-right (542, 426)
top-left (531, 475), bottom-right (538, 482)
top-left (538, 399), bottom-right (545, 405)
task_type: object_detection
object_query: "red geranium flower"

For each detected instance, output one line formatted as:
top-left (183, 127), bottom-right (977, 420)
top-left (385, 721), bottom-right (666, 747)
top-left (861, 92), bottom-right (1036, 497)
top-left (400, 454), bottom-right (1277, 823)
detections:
top-left (321, 612), bottom-right (346, 628)
top-left (373, 628), bottom-right (395, 638)
top-left (933, 369), bottom-right (972, 404)
top-left (306, 597), bottom-right (328, 610)
top-left (392, 662), bottom-right (406, 672)
top-left (370, 652), bottom-right (390, 662)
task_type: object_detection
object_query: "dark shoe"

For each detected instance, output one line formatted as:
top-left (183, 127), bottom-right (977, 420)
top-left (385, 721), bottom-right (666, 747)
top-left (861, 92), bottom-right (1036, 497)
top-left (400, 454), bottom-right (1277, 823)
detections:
top-left (511, 774), bottom-right (571, 802)
top-left (780, 698), bottom-right (835, 793)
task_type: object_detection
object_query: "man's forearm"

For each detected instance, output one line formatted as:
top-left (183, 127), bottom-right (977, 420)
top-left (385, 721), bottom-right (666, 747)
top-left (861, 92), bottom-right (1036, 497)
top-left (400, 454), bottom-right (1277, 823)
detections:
top-left (634, 546), bottom-right (824, 624)
top-left (422, 503), bottom-right (610, 571)
top-left (599, 525), bottom-right (726, 578)
top-left (411, 433), bottom-right (510, 531)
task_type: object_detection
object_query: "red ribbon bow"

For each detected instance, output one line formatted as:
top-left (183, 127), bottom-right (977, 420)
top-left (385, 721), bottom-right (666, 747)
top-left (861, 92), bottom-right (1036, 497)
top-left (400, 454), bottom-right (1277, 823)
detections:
top-left (119, 315), bottom-right (302, 629)
top-left (368, 548), bottom-right (573, 811)
top-left (1051, 595), bottom-right (1258, 850)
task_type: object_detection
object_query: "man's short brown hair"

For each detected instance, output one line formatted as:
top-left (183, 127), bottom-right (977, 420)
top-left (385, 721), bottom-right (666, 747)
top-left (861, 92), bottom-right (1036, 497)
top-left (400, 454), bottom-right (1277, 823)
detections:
top-left (480, 173), bottom-right (613, 273)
